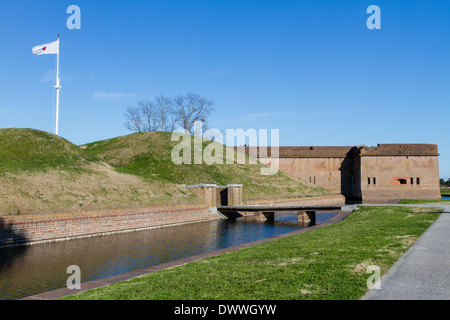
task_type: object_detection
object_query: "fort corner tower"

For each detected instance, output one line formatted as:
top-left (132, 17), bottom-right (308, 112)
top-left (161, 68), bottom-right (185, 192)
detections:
top-left (357, 144), bottom-right (440, 203)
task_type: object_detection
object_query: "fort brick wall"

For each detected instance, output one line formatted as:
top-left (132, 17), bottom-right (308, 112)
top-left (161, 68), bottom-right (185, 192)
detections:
top-left (0, 184), bottom-right (346, 248)
top-left (244, 194), bottom-right (346, 207)
top-left (360, 155), bottom-right (441, 203)
top-left (277, 157), bottom-right (350, 195)
top-left (0, 205), bottom-right (215, 248)
top-left (245, 143), bottom-right (441, 203)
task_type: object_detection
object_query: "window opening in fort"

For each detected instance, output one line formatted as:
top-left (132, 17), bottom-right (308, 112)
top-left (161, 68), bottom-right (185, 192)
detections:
top-left (368, 177), bottom-right (371, 185)
top-left (373, 177), bottom-right (376, 185)
top-left (417, 178), bottom-right (420, 185)
top-left (398, 179), bottom-right (407, 185)
top-left (411, 178), bottom-right (414, 185)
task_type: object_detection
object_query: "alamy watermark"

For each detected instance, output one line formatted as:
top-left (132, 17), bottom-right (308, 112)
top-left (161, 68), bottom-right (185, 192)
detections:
top-left (64, 5), bottom-right (381, 31)
top-left (367, 5), bottom-right (381, 30)
top-left (67, 5), bottom-right (81, 30)
top-left (366, 265), bottom-right (381, 290)
top-left (171, 121), bottom-right (279, 176)
top-left (66, 265), bottom-right (81, 290)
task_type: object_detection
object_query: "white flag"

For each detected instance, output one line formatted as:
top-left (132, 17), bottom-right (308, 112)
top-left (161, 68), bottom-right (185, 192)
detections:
top-left (32, 39), bottom-right (59, 55)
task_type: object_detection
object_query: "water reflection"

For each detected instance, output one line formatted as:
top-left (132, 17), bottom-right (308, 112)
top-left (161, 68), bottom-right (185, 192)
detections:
top-left (0, 211), bottom-right (337, 300)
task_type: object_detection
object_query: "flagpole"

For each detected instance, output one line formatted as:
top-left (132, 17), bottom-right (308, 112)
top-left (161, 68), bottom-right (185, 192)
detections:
top-left (55, 36), bottom-right (61, 136)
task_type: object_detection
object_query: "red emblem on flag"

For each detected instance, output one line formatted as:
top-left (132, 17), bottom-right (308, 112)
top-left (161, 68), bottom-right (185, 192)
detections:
top-left (42, 47), bottom-right (46, 51)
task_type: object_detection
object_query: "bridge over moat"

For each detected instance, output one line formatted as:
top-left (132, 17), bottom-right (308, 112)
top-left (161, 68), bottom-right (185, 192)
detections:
top-left (184, 184), bottom-right (351, 224)
top-left (217, 205), bottom-right (351, 224)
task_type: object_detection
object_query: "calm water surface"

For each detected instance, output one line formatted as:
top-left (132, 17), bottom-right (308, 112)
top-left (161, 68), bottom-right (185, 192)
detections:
top-left (0, 211), bottom-right (337, 300)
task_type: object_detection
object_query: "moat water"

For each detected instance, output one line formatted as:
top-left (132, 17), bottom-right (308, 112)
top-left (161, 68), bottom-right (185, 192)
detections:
top-left (0, 211), bottom-right (338, 300)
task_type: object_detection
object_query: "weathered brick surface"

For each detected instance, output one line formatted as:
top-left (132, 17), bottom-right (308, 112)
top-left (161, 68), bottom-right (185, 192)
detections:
top-left (243, 144), bottom-right (441, 202)
top-left (0, 205), bottom-right (215, 247)
top-left (0, 195), bottom-right (345, 247)
top-left (244, 195), bottom-right (346, 207)
top-left (360, 155), bottom-right (441, 202)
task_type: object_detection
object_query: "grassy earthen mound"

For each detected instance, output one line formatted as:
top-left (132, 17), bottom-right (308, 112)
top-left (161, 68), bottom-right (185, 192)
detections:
top-left (0, 129), bottom-right (200, 216)
top-left (83, 131), bottom-right (330, 201)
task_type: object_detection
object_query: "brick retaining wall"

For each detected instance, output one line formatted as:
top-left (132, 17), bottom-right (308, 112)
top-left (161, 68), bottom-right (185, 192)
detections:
top-left (0, 205), bottom-right (215, 248)
top-left (244, 194), bottom-right (346, 207)
top-left (0, 195), bottom-right (346, 248)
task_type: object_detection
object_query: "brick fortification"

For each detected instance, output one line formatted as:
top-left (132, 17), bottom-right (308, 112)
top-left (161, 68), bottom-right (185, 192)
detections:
top-left (0, 187), bottom-right (343, 247)
top-left (0, 205), bottom-right (215, 248)
top-left (245, 144), bottom-right (441, 203)
top-left (0, 143), bottom-right (439, 247)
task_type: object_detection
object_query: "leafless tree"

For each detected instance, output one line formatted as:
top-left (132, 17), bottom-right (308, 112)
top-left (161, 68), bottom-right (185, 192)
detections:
top-left (138, 100), bottom-right (157, 132)
top-left (124, 100), bottom-right (159, 133)
top-left (124, 93), bottom-right (213, 134)
top-left (154, 95), bottom-right (175, 132)
top-left (124, 106), bottom-right (144, 133)
top-left (173, 92), bottom-right (214, 135)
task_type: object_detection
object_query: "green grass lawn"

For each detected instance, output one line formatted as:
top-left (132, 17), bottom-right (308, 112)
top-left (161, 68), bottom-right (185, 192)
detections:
top-left (61, 206), bottom-right (441, 300)
top-left (398, 199), bottom-right (450, 204)
top-left (441, 189), bottom-right (450, 197)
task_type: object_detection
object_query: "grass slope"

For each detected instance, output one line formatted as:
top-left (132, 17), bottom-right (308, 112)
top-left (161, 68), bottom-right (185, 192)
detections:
top-left (83, 131), bottom-right (330, 201)
top-left (0, 129), bottom-right (201, 216)
top-left (398, 199), bottom-right (450, 204)
top-left (62, 206), bottom-right (441, 300)
top-left (0, 128), bottom-right (98, 174)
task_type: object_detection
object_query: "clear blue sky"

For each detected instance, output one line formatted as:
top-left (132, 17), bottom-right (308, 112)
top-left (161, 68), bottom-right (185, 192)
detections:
top-left (0, 0), bottom-right (449, 178)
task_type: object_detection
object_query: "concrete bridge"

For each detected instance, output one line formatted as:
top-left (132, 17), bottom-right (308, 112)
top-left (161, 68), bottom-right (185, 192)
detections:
top-left (217, 205), bottom-right (351, 224)
top-left (184, 184), bottom-right (350, 224)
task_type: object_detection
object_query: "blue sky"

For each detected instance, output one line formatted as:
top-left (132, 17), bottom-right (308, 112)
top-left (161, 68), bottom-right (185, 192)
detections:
top-left (0, 0), bottom-right (449, 178)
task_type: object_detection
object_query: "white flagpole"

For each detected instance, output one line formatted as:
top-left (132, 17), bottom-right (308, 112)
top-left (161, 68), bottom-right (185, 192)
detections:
top-left (54, 37), bottom-right (61, 136)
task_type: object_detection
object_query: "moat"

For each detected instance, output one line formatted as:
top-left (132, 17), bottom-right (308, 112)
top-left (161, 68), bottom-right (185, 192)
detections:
top-left (0, 211), bottom-right (338, 300)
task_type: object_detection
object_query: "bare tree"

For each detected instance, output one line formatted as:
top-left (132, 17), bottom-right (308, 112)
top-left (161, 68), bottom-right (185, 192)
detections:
top-left (124, 100), bottom-right (159, 133)
top-left (124, 92), bottom-right (213, 134)
top-left (154, 95), bottom-right (175, 132)
top-left (173, 92), bottom-right (214, 135)
top-left (124, 106), bottom-right (144, 133)
top-left (138, 100), bottom-right (157, 132)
